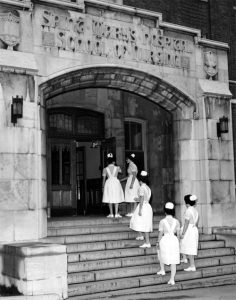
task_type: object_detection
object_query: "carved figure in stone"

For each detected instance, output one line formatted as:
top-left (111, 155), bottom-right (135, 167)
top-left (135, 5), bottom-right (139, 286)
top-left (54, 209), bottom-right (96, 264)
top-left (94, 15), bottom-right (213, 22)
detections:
top-left (204, 51), bottom-right (218, 80)
top-left (0, 12), bottom-right (20, 50)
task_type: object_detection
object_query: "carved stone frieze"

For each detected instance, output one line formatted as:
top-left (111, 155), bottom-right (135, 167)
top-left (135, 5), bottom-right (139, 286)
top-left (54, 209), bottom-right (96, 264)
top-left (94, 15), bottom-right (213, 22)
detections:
top-left (204, 51), bottom-right (218, 80)
top-left (0, 12), bottom-right (20, 50)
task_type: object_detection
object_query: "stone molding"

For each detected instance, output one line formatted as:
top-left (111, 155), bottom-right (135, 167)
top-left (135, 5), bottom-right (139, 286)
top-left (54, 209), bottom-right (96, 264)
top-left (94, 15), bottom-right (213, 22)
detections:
top-left (0, 0), bottom-right (32, 10)
top-left (199, 79), bottom-right (232, 99)
top-left (35, 0), bottom-right (84, 11)
top-left (0, 49), bottom-right (38, 75)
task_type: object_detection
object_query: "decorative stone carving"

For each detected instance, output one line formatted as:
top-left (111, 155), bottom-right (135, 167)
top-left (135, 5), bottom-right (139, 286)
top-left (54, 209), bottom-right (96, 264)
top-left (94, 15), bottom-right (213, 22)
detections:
top-left (0, 12), bottom-right (20, 50)
top-left (204, 51), bottom-right (218, 80)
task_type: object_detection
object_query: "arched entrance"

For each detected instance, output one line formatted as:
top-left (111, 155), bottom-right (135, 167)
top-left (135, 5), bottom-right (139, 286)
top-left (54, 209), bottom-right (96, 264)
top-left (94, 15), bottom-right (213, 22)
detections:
top-left (40, 66), bottom-right (196, 217)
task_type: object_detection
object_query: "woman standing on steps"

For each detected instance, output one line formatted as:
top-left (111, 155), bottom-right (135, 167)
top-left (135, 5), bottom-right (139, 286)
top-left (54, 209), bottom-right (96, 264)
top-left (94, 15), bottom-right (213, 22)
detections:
top-left (102, 153), bottom-right (124, 218)
top-left (120, 153), bottom-right (140, 217)
top-left (156, 202), bottom-right (180, 285)
top-left (180, 194), bottom-right (199, 272)
top-left (130, 171), bottom-right (153, 248)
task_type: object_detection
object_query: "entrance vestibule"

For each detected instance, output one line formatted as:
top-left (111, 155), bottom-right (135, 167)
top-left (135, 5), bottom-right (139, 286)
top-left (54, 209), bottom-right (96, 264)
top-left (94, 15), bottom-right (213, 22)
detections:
top-left (45, 84), bottom-right (176, 217)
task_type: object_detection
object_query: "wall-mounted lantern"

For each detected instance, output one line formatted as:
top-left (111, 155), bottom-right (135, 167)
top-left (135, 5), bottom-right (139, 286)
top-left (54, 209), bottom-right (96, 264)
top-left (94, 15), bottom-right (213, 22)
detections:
top-left (11, 95), bottom-right (23, 126)
top-left (217, 116), bottom-right (228, 138)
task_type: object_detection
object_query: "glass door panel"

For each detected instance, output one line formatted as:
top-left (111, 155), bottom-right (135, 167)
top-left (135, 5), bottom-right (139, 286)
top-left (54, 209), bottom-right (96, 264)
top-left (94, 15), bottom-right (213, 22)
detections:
top-left (76, 146), bottom-right (87, 215)
top-left (48, 140), bottom-right (75, 216)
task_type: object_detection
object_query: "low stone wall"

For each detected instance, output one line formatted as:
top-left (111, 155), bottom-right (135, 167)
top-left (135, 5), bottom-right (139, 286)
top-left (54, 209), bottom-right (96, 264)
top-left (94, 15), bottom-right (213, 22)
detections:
top-left (213, 226), bottom-right (236, 250)
top-left (0, 242), bottom-right (67, 299)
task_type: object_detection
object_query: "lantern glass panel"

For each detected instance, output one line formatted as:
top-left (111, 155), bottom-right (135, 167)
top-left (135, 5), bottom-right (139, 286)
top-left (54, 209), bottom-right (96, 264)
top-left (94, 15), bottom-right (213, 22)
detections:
top-left (219, 117), bottom-right (228, 133)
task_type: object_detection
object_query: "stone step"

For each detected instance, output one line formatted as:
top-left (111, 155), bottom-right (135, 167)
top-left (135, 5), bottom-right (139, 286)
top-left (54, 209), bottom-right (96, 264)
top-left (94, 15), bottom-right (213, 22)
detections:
top-left (45, 232), bottom-right (217, 245)
top-left (46, 231), bottom-right (159, 244)
top-left (68, 263), bottom-right (236, 297)
top-left (68, 273), bottom-right (236, 300)
top-left (67, 243), bottom-right (234, 263)
top-left (68, 254), bottom-right (157, 273)
top-left (68, 249), bottom-right (235, 273)
top-left (66, 238), bottom-right (224, 254)
top-left (48, 222), bottom-right (159, 236)
top-left (48, 215), bottom-right (162, 229)
top-left (45, 233), bottom-right (217, 247)
top-left (68, 255), bottom-right (236, 284)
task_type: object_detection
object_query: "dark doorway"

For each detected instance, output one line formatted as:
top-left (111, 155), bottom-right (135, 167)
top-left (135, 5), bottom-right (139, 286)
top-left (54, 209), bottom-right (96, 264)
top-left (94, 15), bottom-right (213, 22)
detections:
top-left (47, 107), bottom-right (108, 217)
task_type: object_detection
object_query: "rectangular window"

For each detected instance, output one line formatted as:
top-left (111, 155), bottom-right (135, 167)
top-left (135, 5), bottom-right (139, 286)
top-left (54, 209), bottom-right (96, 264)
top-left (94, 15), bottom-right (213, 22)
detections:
top-left (62, 145), bottom-right (71, 185)
top-left (51, 145), bottom-right (60, 185)
top-left (125, 120), bottom-right (146, 172)
top-left (51, 144), bottom-right (71, 186)
top-left (125, 121), bottom-right (142, 150)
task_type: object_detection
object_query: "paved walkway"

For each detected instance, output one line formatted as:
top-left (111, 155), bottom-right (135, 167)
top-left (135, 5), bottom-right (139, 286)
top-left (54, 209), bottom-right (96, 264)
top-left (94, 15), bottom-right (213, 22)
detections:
top-left (0, 285), bottom-right (235, 300)
top-left (156, 285), bottom-right (236, 299)
top-left (110, 285), bottom-right (236, 300)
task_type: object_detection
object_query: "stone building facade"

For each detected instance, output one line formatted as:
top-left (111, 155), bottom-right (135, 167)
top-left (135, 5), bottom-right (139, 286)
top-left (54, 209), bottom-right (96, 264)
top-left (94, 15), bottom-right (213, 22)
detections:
top-left (125, 0), bottom-right (236, 97)
top-left (0, 0), bottom-right (235, 296)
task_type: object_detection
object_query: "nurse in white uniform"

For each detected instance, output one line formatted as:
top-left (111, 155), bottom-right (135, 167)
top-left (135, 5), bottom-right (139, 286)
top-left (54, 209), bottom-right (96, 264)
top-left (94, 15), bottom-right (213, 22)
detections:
top-left (130, 170), bottom-right (153, 248)
top-left (121, 153), bottom-right (140, 217)
top-left (180, 194), bottom-right (199, 272)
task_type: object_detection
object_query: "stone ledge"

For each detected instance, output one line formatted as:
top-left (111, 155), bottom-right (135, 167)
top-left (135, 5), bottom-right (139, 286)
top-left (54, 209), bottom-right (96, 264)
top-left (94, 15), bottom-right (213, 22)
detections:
top-left (0, 242), bottom-right (68, 299)
top-left (0, 49), bottom-right (38, 75)
top-left (199, 79), bottom-right (232, 97)
top-left (2, 242), bottom-right (66, 257)
top-left (0, 294), bottom-right (60, 300)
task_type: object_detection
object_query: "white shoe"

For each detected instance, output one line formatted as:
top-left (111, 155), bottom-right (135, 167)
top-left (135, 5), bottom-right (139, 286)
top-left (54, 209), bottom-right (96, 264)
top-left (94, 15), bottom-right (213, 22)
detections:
top-left (107, 214), bottom-right (114, 218)
top-left (136, 236), bottom-right (144, 241)
top-left (167, 279), bottom-right (175, 285)
top-left (139, 243), bottom-right (151, 248)
top-left (157, 270), bottom-right (165, 275)
top-left (184, 266), bottom-right (196, 272)
top-left (180, 258), bottom-right (188, 263)
top-left (125, 213), bottom-right (131, 217)
top-left (115, 214), bottom-right (122, 218)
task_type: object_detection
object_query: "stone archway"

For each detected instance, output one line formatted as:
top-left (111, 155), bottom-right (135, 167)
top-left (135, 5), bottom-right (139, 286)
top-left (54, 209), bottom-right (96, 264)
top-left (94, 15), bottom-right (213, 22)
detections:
top-left (40, 65), bottom-right (198, 218)
top-left (40, 65), bottom-right (196, 113)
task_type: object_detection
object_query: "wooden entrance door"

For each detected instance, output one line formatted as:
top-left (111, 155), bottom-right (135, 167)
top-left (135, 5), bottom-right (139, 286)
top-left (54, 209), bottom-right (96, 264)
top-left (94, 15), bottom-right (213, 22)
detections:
top-left (47, 108), bottom-right (106, 216)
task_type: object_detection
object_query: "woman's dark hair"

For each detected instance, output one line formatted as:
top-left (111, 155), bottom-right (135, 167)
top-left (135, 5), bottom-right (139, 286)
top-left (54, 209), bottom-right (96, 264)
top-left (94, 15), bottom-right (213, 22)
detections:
top-left (139, 174), bottom-right (149, 185)
top-left (126, 153), bottom-right (136, 163)
top-left (164, 205), bottom-right (175, 216)
top-left (107, 156), bottom-right (115, 165)
top-left (184, 194), bottom-right (196, 206)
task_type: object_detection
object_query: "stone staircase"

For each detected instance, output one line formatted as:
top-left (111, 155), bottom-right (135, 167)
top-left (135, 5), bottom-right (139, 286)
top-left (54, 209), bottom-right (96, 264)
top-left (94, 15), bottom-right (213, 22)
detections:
top-left (47, 216), bottom-right (236, 300)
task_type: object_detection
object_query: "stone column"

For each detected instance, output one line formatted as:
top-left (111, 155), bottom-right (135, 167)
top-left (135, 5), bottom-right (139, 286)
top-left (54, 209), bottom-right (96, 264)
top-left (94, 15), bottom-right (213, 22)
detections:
top-left (0, 72), bottom-right (47, 242)
top-left (173, 103), bottom-right (209, 229)
top-left (201, 95), bottom-right (236, 230)
top-left (174, 92), bottom-right (236, 233)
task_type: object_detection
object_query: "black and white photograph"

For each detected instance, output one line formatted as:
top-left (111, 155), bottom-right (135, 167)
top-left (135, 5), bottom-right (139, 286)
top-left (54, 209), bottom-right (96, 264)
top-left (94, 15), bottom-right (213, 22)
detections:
top-left (0, 0), bottom-right (236, 299)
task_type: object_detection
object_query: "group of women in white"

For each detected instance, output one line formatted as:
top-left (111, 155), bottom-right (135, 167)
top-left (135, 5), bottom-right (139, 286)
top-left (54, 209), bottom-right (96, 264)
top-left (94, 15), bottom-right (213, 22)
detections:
top-left (102, 152), bottom-right (153, 248)
top-left (102, 153), bottom-right (199, 285)
top-left (157, 195), bottom-right (199, 285)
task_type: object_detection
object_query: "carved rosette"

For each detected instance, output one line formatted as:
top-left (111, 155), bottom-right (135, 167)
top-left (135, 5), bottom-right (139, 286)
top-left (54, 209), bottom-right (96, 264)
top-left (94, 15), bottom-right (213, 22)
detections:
top-left (0, 12), bottom-right (20, 50)
top-left (204, 51), bottom-right (218, 80)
